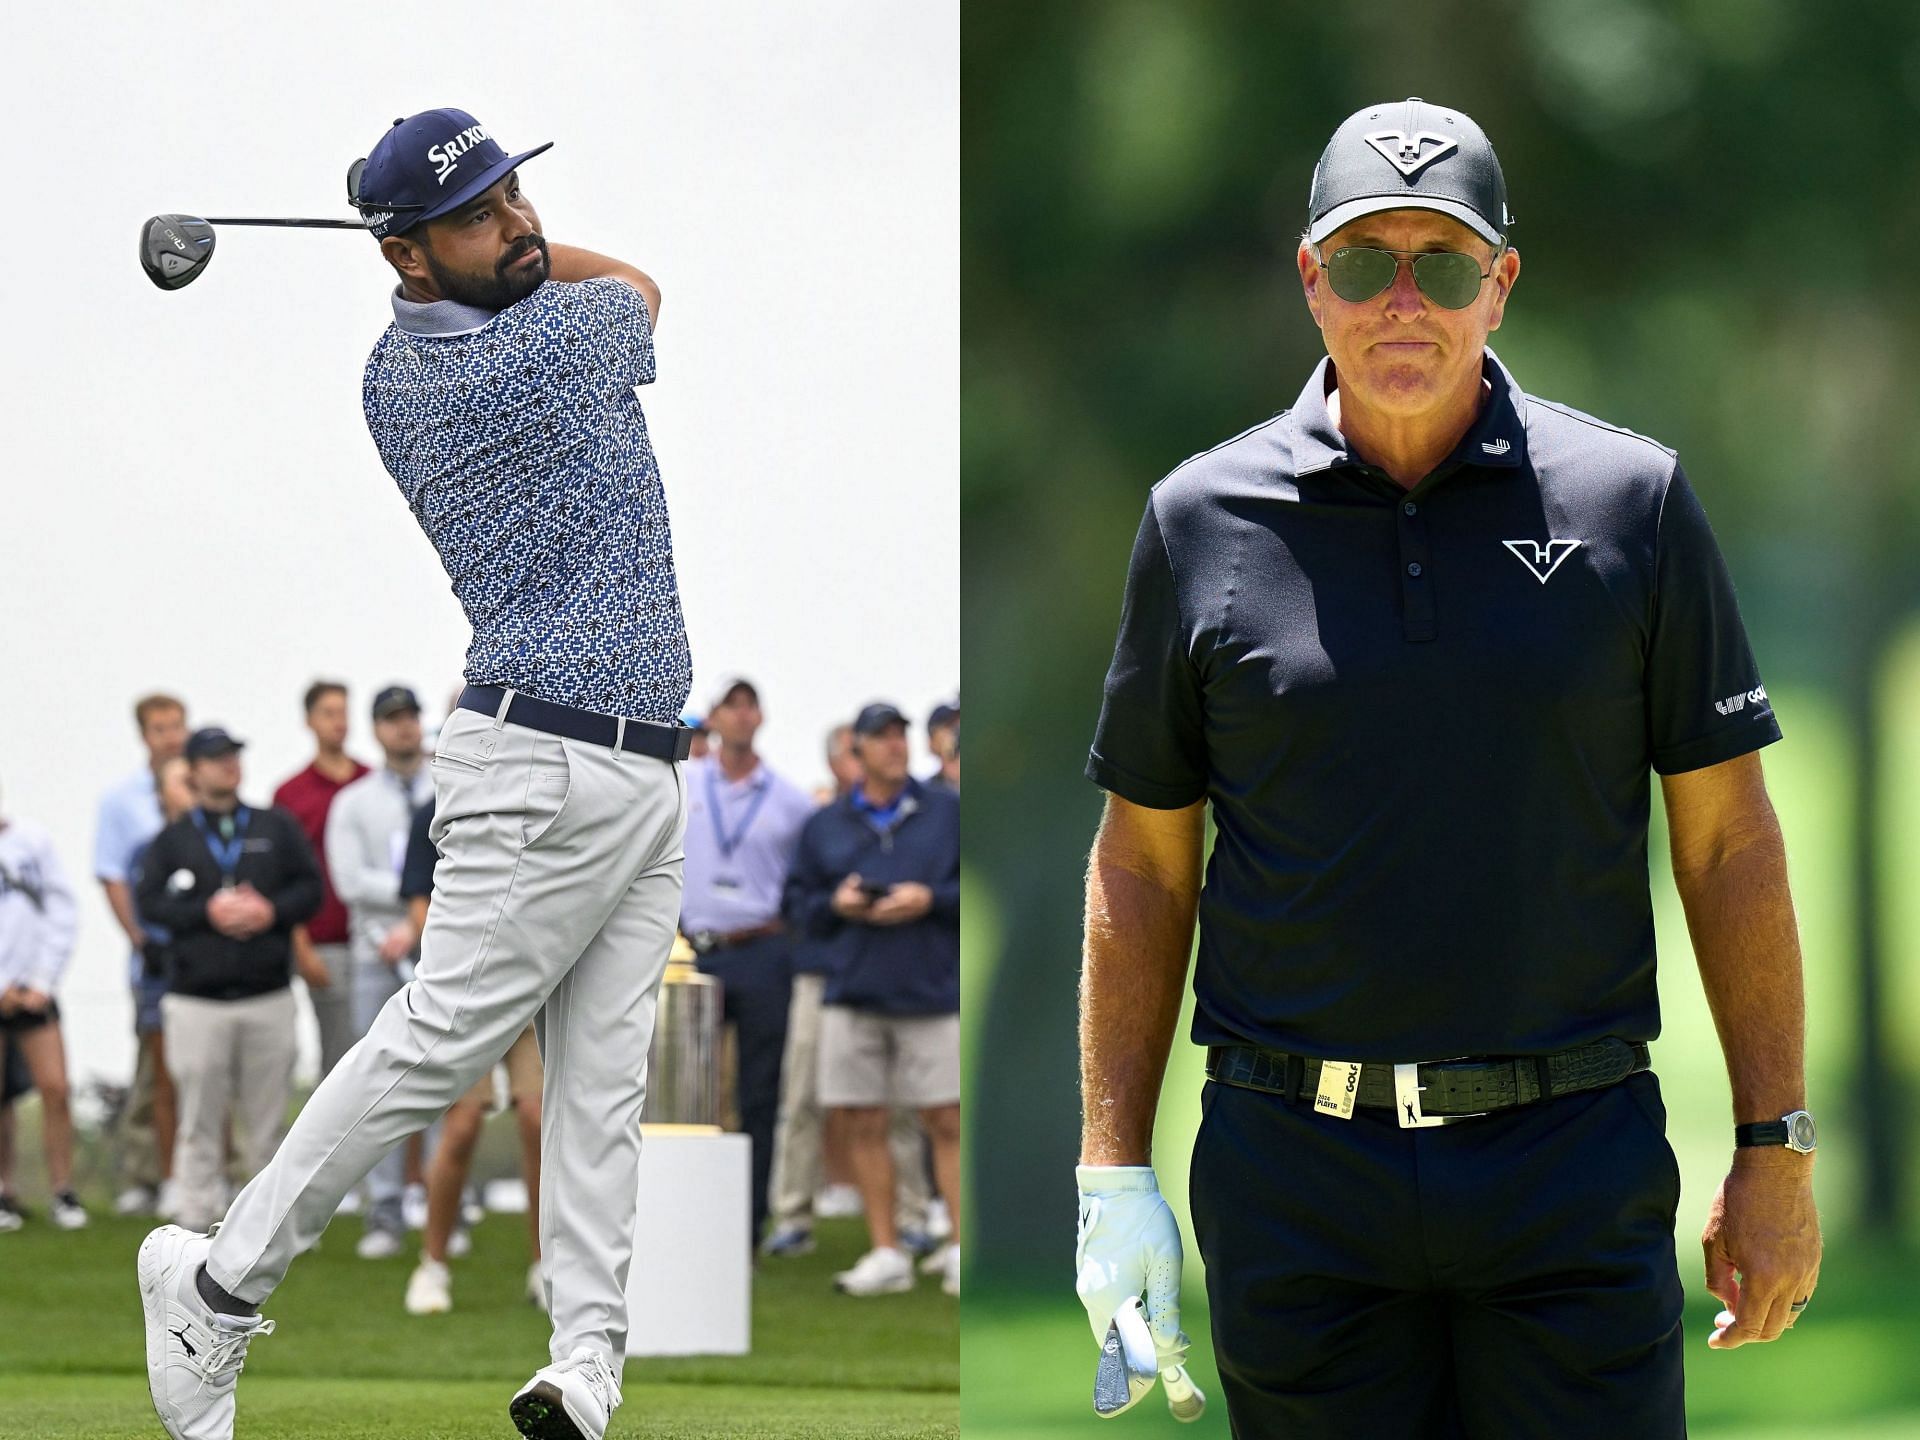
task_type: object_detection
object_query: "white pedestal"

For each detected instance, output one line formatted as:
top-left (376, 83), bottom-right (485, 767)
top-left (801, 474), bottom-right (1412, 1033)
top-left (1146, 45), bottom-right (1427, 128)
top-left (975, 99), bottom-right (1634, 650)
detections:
top-left (623, 1128), bottom-right (752, 1356)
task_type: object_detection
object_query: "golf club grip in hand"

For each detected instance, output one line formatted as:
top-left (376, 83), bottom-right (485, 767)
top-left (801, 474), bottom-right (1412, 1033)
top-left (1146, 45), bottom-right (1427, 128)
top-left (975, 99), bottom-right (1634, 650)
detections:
top-left (1074, 1165), bottom-right (1191, 1370)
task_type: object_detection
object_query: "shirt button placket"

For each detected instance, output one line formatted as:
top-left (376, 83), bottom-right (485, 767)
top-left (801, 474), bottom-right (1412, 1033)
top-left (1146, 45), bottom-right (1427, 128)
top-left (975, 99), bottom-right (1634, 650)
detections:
top-left (1397, 496), bottom-right (1437, 642)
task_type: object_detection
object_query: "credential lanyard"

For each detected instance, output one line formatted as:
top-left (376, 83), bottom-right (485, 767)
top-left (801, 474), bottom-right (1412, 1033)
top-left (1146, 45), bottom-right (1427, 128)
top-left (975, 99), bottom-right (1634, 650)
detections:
top-left (707, 765), bottom-right (772, 863)
top-left (192, 806), bottom-right (250, 886)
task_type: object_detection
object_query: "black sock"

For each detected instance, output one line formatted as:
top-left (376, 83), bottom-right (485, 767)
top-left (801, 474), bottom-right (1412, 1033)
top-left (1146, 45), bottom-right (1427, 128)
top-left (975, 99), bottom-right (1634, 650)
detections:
top-left (194, 1263), bottom-right (258, 1317)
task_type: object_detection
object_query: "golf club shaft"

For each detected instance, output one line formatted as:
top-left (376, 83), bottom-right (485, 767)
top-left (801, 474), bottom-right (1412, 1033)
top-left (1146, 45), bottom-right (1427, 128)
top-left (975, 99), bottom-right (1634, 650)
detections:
top-left (203, 217), bottom-right (367, 230)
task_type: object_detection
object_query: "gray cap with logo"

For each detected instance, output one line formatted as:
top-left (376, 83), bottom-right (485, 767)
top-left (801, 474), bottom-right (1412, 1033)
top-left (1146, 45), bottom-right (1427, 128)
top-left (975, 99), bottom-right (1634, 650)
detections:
top-left (1306, 97), bottom-right (1511, 249)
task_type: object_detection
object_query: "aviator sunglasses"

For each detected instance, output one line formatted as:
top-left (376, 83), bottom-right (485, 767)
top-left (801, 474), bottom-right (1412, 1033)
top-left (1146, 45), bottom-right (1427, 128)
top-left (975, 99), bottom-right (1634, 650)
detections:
top-left (1317, 244), bottom-right (1503, 311)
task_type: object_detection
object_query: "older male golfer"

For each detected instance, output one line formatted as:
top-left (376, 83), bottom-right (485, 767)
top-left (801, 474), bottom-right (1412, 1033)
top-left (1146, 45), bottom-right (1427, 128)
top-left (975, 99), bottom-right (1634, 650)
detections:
top-left (1074, 98), bottom-right (1821, 1437)
top-left (140, 107), bottom-right (691, 1440)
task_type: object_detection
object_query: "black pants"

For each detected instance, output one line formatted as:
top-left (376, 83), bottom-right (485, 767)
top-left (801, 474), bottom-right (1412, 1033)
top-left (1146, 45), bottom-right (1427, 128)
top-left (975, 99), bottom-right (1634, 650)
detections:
top-left (698, 933), bottom-right (793, 1243)
top-left (1191, 1070), bottom-right (1685, 1439)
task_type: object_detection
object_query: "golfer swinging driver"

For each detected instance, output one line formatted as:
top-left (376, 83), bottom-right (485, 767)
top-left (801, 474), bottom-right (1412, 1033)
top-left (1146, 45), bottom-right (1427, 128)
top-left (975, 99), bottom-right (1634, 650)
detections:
top-left (139, 107), bottom-right (695, 1440)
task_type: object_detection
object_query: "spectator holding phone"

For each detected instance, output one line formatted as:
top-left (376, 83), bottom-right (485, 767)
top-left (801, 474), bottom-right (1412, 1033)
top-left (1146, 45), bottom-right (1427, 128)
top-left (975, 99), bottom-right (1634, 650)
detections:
top-left (784, 703), bottom-right (961, 1297)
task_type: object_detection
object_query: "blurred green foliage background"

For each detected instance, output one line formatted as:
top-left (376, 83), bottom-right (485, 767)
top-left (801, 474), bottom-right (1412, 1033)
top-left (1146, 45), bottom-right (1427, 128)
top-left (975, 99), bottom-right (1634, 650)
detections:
top-left (960, 1), bottom-right (1920, 1433)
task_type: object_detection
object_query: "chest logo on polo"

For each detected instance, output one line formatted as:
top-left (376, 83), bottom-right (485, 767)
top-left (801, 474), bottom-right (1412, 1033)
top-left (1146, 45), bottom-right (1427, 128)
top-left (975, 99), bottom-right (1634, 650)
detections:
top-left (1503, 538), bottom-right (1582, 585)
top-left (1363, 129), bottom-right (1458, 178)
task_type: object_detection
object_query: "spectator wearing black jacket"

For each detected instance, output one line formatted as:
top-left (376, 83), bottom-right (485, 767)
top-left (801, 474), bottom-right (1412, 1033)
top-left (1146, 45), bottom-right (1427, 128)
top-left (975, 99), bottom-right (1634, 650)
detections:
top-left (135, 728), bottom-right (322, 1232)
top-left (784, 702), bottom-right (961, 1299)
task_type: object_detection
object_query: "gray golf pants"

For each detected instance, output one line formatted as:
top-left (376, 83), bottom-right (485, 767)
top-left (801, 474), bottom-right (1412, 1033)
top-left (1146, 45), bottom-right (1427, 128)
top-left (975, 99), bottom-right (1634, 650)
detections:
top-left (161, 989), bottom-right (297, 1234)
top-left (208, 702), bottom-right (687, 1364)
top-left (305, 942), bottom-right (356, 1081)
top-left (350, 953), bottom-right (440, 1235)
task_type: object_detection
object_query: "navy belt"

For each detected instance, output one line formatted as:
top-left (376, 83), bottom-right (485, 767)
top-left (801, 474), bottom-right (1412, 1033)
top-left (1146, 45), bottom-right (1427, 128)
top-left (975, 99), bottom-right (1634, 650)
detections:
top-left (458, 685), bottom-right (693, 763)
top-left (1206, 1038), bottom-right (1650, 1128)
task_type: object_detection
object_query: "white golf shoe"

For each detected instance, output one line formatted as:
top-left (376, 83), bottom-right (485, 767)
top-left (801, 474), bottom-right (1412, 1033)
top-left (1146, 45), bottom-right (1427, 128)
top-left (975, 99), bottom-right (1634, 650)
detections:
top-left (942, 1242), bottom-right (961, 1297)
top-left (405, 1258), bottom-right (452, 1315)
top-left (138, 1225), bottom-right (275, 1440)
top-left (814, 1183), bottom-right (862, 1218)
top-left (115, 1184), bottom-right (159, 1217)
top-left (356, 1227), bottom-right (404, 1260)
top-left (510, 1346), bottom-right (623, 1439)
top-left (833, 1245), bottom-right (915, 1296)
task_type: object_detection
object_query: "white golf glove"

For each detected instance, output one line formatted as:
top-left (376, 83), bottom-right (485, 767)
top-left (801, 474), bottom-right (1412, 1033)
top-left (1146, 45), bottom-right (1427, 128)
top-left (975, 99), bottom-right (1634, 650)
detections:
top-left (1075, 1165), bottom-right (1190, 1371)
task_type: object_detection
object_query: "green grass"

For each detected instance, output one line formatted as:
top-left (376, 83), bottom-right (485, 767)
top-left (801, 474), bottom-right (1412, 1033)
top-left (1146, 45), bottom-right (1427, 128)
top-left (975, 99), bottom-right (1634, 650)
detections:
top-left (0, 1209), bottom-right (956, 1438)
top-left (962, 1236), bottom-right (1920, 1437)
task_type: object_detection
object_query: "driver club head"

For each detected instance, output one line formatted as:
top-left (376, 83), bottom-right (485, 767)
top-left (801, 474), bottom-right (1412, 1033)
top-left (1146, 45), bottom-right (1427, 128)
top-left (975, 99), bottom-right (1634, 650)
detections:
top-left (1093, 1297), bottom-right (1158, 1419)
top-left (141, 214), bottom-right (215, 290)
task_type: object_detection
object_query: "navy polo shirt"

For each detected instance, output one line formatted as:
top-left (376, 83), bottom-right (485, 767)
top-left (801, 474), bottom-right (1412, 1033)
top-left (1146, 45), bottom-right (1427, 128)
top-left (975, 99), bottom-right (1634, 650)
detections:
top-left (1087, 351), bottom-right (1780, 1060)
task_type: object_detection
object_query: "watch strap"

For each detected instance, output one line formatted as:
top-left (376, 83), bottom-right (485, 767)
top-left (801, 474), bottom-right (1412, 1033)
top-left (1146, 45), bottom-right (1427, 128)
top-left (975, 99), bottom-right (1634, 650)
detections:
top-left (1734, 1120), bottom-right (1791, 1148)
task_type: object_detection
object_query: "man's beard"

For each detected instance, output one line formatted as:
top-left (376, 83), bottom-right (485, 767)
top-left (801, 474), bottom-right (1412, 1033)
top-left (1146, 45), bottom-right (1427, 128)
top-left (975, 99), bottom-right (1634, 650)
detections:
top-left (423, 234), bottom-right (550, 311)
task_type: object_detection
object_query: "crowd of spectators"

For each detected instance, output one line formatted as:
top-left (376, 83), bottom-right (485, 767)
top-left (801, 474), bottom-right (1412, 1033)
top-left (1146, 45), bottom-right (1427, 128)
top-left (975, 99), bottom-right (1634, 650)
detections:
top-left (0, 678), bottom-right (960, 1304)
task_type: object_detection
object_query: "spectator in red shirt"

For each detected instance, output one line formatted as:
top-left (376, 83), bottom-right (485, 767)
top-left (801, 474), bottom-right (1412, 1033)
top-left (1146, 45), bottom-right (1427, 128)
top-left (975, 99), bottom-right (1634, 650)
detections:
top-left (272, 681), bottom-right (371, 1080)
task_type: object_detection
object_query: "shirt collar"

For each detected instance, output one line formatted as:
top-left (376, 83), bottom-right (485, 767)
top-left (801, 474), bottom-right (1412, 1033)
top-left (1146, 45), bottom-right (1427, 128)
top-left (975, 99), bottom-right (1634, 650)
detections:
top-left (850, 777), bottom-right (918, 818)
top-left (709, 756), bottom-right (768, 793)
top-left (390, 287), bottom-right (498, 338)
top-left (1288, 348), bottom-right (1529, 478)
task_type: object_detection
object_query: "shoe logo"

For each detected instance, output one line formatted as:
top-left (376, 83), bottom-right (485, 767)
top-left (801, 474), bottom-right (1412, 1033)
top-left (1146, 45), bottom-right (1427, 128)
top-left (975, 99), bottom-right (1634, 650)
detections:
top-left (1714, 684), bottom-right (1768, 717)
top-left (1481, 439), bottom-right (1510, 456)
top-left (1503, 538), bottom-right (1582, 585)
top-left (170, 1326), bottom-right (198, 1359)
top-left (1363, 128), bottom-right (1458, 178)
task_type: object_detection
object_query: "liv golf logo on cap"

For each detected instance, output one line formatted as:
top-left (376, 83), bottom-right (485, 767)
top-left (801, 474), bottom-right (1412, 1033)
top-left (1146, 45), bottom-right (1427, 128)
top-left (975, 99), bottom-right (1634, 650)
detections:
top-left (428, 121), bottom-right (493, 185)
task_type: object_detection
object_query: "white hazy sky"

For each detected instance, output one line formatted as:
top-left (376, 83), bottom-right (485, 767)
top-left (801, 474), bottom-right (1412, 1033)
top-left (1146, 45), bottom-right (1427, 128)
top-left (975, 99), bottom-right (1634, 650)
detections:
top-left (0, 1), bottom-right (957, 1088)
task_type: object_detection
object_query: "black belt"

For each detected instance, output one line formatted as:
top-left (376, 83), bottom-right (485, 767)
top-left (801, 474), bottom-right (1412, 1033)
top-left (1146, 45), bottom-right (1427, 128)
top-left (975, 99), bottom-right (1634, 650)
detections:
top-left (1206, 1038), bottom-right (1650, 1128)
top-left (688, 922), bottom-right (786, 955)
top-left (458, 685), bottom-right (693, 763)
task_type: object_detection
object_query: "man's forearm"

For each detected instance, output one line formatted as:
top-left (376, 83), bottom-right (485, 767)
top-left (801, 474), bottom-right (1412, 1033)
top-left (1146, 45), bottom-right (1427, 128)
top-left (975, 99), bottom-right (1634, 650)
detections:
top-left (545, 243), bottom-right (661, 322)
top-left (102, 879), bottom-right (144, 947)
top-left (1080, 858), bottom-right (1200, 1167)
top-left (1673, 811), bottom-right (1807, 1126)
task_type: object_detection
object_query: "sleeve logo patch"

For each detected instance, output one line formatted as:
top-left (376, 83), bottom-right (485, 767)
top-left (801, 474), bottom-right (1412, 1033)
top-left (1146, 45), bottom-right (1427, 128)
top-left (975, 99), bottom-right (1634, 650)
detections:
top-left (1714, 684), bottom-right (1768, 717)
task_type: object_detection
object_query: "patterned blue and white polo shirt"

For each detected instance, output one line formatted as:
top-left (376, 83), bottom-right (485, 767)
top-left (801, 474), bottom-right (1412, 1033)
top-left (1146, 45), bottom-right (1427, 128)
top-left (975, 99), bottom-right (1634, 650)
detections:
top-left (363, 277), bottom-right (693, 721)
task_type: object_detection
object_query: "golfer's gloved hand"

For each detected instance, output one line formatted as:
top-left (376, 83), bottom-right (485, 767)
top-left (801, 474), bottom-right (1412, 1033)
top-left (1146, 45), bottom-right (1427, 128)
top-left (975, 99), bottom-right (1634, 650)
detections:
top-left (1075, 1165), bottom-right (1190, 1370)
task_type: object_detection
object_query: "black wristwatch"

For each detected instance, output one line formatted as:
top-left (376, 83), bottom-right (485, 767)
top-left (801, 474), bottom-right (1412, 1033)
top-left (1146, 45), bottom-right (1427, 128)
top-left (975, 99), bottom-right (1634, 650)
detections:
top-left (1734, 1110), bottom-right (1817, 1154)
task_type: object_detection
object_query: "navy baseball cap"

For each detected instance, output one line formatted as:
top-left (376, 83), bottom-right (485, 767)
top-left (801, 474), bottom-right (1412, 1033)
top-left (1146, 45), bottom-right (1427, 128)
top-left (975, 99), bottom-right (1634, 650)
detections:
top-left (184, 727), bottom-right (245, 761)
top-left (928, 697), bottom-right (960, 730)
top-left (371, 685), bottom-right (421, 720)
top-left (853, 703), bottom-right (909, 737)
top-left (1307, 98), bottom-right (1511, 249)
top-left (350, 108), bottom-right (553, 241)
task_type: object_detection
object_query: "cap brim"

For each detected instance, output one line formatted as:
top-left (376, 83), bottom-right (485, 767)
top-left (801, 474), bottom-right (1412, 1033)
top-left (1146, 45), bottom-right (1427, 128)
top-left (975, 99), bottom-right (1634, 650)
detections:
top-left (404, 142), bottom-right (555, 231)
top-left (710, 682), bottom-right (759, 710)
top-left (1308, 195), bottom-right (1503, 248)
